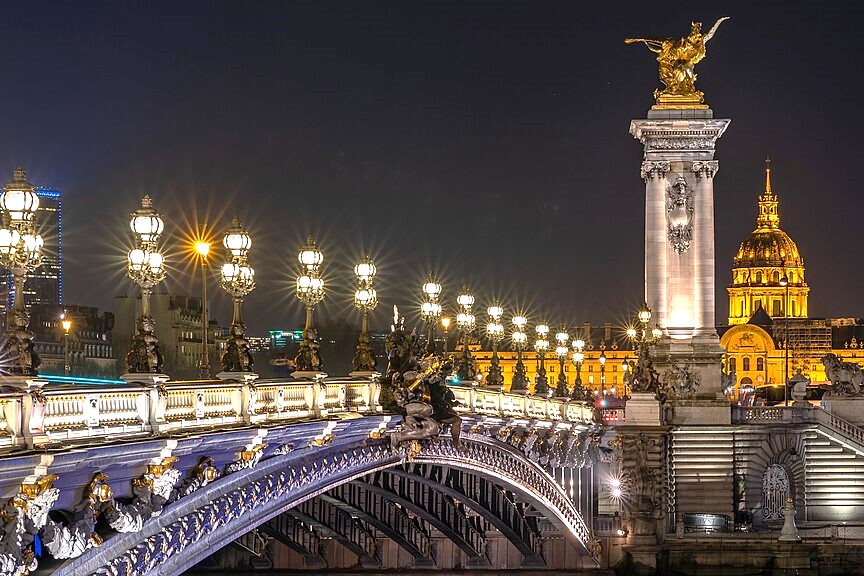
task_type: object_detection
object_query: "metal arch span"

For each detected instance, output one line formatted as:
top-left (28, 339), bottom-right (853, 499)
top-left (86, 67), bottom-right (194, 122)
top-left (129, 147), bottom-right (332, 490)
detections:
top-left (55, 432), bottom-right (595, 575)
top-left (414, 432), bottom-right (595, 556)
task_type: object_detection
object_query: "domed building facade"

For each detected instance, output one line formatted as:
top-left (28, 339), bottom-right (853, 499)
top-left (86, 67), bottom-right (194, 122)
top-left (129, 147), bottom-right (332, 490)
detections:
top-left (727, 160), bottom-right (809, 324)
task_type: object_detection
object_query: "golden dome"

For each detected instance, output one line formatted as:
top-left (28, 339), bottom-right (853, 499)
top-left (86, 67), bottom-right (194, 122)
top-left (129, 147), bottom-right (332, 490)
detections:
top-left (733, 228), bottom-right (803, 268)
top-left (733, 159), bottom-right (803, 269)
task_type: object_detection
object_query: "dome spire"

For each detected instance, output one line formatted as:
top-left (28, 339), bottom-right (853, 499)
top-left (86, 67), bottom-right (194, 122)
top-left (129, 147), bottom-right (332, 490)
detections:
top-left (757, 157), bottom-right (780, 229)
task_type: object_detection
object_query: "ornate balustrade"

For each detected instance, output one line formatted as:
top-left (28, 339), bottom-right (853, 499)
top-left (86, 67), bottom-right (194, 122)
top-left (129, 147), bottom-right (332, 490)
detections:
top-left (448, 384), bottom-right (595, 424)
top-left (731, 405), bottom-right (815, 424)
top-left (0, 377), bottom-right (592, 451)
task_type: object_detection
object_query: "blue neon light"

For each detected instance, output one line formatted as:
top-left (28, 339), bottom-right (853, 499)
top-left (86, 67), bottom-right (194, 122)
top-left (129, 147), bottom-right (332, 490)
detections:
top-left (39, 374), bottom-right (125, 385)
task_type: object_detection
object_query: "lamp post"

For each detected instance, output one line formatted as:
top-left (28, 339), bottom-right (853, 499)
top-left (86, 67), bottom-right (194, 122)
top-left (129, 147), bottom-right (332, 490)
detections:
top-left (195, 239), bottom-right (211, 379)
top-left (421, 274), bottom-right (442, 355)
top-left (295, 236), bottom-right (325, 375)
top-left (624, 302), bottom-right (663, 394)
top-left (780, 274), bottom-right (789, 404)
top-left (124, 195), bottom-right (167, 376)
top-left (534, 323), bottom-right (550, 396)
top-left (352, 253), bottom-right (378, 373)
top-left (441, 317), bottom-right (451, 355)
top-left (219, 217), bottom-right (256, 374)
top-left (61, 313), bottom-right (72, 376)
top-left (598, 350), bottom-right (607, 397)
top-left (570, 338), bottom-right (586, 400)
top-left (485, 302), bottom-right (504, 389)
top-left (554, 327), bottom-right (570, 397)
top-left (511, 314), bottom-right (529, 393)
top-left (0, 168), bottom-right (44, 376)
top-left (455, 288), bottom-right (476, 382)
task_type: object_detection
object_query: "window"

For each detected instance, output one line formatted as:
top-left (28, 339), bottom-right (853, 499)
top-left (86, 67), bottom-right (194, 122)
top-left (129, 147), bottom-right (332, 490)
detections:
top-left (729, 357), bottom-right (737, 373)
top-left (754, 299), bottom-right (762, 311)
top-left (756, 271), bottom-right (763, 284)
top-left (588, 376), bottom-right (594, 384)
top-left (743, 357), bottom-right (751, 371)
top-left (757, 357), bottom-right (765, 371)
top-left (772, 300), bottom-right (782, 317)
top-left (772, 271), bottom-right (780, 283)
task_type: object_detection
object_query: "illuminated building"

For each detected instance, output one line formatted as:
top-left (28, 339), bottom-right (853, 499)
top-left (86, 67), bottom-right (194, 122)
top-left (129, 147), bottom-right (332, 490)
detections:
top-left (0, 187), bottom-right (63, 316)
top-left (727, 160), bottom-right (808, 325)
top-left (719, 161), bottom-right (861, 391)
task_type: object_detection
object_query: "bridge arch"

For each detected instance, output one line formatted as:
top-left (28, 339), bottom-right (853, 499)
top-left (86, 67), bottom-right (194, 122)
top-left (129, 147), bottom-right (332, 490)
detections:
top-left (55, 432), bottom-right (594, 575)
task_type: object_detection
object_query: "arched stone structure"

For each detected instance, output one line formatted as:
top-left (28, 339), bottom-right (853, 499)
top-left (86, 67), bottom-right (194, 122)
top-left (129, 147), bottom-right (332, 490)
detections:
top-left (53, 432), bottom-right (595, 575)
top-left (737, 430), bottom-right (805, 527)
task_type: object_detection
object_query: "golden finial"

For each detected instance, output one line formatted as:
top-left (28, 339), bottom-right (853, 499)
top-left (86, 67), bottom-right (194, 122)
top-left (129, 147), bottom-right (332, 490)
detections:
top-left (765, 157), bottom-right (773, 195)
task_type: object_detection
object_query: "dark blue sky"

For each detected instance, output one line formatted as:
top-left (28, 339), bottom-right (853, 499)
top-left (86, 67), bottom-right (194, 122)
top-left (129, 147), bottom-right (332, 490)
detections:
top-left (1, 1), bottom-right (861, 333)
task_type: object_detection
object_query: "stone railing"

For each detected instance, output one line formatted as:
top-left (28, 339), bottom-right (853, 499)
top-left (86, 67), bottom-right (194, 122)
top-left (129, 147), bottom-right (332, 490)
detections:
top-left (447, 385), bottom-right (596, 424)
top-left (731, 405), bottom-right (814, 424)
top-left (0, 377), bottom-right (592, 450)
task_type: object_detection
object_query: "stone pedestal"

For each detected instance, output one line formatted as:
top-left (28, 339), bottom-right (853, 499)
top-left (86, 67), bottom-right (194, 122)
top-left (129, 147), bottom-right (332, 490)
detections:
top-left (120, 372), bottom-right (170, 386)
top-left (821, 393), bottom-right (864, 426)
top-left (215, 371), bottom-right (259, 383)
top-left (292, 371), bottom-right (327, 381)
top-left (349, 370), bottom-right (380, 379)
top-left (622, 392), bottom-right (663, 426)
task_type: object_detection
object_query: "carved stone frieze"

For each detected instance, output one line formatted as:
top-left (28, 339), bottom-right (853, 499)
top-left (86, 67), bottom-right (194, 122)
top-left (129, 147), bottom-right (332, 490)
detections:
top-left (658, 363), bottom-right (701, 402)
top-left (645, 137), bottom-right (715, 151)
top-left (614, 432), bottom-right (665, 540)
top-left (223, 444), bottom-right (267, 475)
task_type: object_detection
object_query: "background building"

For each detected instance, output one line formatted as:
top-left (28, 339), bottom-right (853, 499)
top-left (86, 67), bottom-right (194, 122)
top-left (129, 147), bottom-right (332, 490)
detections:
top-left (31, 303), bottom-right (117, 377)
top-left (113, 291), bottom-right (228, 380)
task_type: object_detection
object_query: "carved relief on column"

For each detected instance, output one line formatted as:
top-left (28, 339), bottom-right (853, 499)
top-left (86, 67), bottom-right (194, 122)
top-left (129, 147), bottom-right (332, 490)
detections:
top-left (691, 160), bottom-right (719, 179)
top-left (665, 177), bottom-right (694, 254)
top-left (640, 160), bottom-right (671, 181)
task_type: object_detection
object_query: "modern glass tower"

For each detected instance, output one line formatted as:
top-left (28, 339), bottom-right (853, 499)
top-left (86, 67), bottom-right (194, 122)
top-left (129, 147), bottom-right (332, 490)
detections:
top-left (0, 187), bottom-right (63, 316)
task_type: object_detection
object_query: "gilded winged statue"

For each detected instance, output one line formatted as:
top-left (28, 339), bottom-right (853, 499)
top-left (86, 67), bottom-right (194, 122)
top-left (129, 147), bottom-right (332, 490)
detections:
top-left (626, 17), bottom-right (729, 104)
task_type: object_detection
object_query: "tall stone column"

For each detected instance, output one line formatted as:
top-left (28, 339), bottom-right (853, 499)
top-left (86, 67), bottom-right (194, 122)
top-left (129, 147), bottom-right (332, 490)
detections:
top-left (631, 110), bottom-right (730, 400)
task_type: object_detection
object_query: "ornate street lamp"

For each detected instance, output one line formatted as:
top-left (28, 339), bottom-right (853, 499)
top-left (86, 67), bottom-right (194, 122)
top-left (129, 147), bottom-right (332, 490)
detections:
top-left (510, 314), bottom-right (529, 393)
top-left (484, 302), bottom-right (505, 389)
top-left (61, 313), bottom-right (72, 377)
top-left (599, 350), bottom-right (607, 396)
top-left (455, 287), bottom-right (476, 382)
top-left (124, 195), bottom-right (167, 377)
top-left (420, 273), bottom-right (442, 355)
top-left (554, 327), bottom-right (570, 397)
top-left (534, 323), bottom-right (550, 396)
top-left (441, 316), bottom-right (451, 355)
top-left (570, 338), bottom-right (587, 400)
top-left (0, 168), bottom-right (44, 376)
top-left (219, 217), bottom-right (256, 375)
top-left (352, 252), bottom-right (378, 374)
top-left (295, 236), bottom-right (325, 375)
top-left (194, 239), bottom-right (211, 379)
top-left (780, 273), bottom-right (790, 404)
top-left (623, 302), bottom-right (663, 395)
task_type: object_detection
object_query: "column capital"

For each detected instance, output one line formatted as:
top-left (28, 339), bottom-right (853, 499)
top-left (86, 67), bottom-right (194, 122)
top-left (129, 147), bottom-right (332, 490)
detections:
top-left (692, 160), bottom-right (719, 178)
top-left (641, 161), bottom-right (670, 181)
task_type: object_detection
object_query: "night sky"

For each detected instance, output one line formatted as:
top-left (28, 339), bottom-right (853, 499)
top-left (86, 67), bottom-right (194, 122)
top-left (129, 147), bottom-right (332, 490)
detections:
top-left (1, 2), bottom-right (861, 335)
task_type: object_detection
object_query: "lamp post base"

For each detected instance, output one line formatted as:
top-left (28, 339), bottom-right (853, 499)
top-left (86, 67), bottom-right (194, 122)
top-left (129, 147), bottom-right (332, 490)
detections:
top-left (120, 373), bottom-right (170, 386)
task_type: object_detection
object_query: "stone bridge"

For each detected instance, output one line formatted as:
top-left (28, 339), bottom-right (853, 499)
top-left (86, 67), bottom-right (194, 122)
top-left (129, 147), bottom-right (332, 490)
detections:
top-left (0, 376), bottom-right (601, 575)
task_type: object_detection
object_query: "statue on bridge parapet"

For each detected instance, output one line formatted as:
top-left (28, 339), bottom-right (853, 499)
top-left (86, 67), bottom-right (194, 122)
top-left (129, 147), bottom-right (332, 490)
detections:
top-left (385, 307), bottom-right (464, 451)
top-left (822, 353), bottom-right (864, 395)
